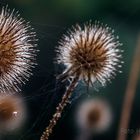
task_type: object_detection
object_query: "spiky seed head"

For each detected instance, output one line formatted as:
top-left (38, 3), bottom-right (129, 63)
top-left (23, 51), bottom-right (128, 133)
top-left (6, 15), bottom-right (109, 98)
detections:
top-left (57, 21), bottom-right (122, 86)
top-left (0, 6), bottom-right (37, 92)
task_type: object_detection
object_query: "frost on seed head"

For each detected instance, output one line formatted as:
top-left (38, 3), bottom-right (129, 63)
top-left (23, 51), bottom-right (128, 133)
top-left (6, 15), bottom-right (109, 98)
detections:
top-left (0, 6), bottom-right (37, 92)
top-left (56, 21), bottom-right (123, 87)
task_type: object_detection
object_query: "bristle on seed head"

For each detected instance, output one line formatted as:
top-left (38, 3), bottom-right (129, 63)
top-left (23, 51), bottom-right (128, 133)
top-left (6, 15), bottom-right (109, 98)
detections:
top-left (0, 6), bottom-right (37, 93)
top-left (57, 21), bottom-right (122, 86)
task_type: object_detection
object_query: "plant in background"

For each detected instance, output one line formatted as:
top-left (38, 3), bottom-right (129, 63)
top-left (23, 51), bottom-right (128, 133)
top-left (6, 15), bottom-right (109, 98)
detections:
top-left (117, 34), bottom-right (140, 140)
top-left (76, 98), bottom-right (112, 140)
top-left (76, 99), bottom-right (112, 133)
top-left (41, 21), bottom-right (123, 140)
top-left (0, 6), bottom-right (37, 93)
top-left (0, 93), bottom-right (26, 132)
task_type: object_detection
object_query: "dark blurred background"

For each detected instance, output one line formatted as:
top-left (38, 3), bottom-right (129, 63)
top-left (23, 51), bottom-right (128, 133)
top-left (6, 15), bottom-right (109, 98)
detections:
top-left (1, 0), bottom-right (140, 140)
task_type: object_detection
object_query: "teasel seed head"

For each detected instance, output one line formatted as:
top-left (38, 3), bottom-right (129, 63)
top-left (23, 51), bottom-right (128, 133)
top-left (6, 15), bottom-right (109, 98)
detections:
top-left (0, 93), bottom-right (26, 132)
top-left (0, 6), bottom-right (37, 92)
top-left (57, 21), bottom-right (123, 87)
top-left (76, 99), bottom-right (112, 133)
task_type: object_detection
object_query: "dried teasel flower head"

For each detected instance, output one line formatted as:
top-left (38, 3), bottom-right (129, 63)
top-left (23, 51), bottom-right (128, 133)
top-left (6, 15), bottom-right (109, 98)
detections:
top-left (57, 21), bottom-right (123, 87)
top-left (76, 99), bottom-right (112, 133)
top-left (0, 6), bottom-right (37, 92)
top-left (0, 93), bottom-right (26, 132)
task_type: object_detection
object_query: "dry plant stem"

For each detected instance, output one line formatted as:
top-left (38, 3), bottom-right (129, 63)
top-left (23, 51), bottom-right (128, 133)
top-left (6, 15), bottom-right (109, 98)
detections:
top-left (40, 75), bottom-right (79, 140)
top-left (117, 35), bottom-right (140, 140)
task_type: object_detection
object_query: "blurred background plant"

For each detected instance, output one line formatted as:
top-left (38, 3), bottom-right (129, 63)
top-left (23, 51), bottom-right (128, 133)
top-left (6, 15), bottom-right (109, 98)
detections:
top-left (0, 0), bottom-right (140, 140)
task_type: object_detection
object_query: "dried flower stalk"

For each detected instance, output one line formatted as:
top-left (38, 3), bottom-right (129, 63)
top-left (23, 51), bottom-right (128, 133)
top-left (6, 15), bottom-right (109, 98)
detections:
top-left (41, 21), bottom-right (122, 140)
top-left (117, 34), bottom-right (140, 140)
top-left (41, 75), bottom-right (79, 140)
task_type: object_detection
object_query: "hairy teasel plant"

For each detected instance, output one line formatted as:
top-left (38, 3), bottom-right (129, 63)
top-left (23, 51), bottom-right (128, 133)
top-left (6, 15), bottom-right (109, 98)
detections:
top-left (41, 21), bottom-right (123, 140)
top-left (0, 6), bottom-right (37, 93)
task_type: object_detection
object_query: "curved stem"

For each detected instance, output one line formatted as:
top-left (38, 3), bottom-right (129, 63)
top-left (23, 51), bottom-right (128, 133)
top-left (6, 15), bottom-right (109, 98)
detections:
top-left (40, 75), bottom-right (79, 140)
top-left (117, 35), bottom-right (140, 140)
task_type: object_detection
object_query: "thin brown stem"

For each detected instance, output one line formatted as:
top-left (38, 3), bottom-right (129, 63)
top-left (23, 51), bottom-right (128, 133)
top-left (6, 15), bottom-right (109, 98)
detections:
top-left (40, 75), bottom-right (79, 140)
top-left (117, 35), bottom-right (140, 140)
